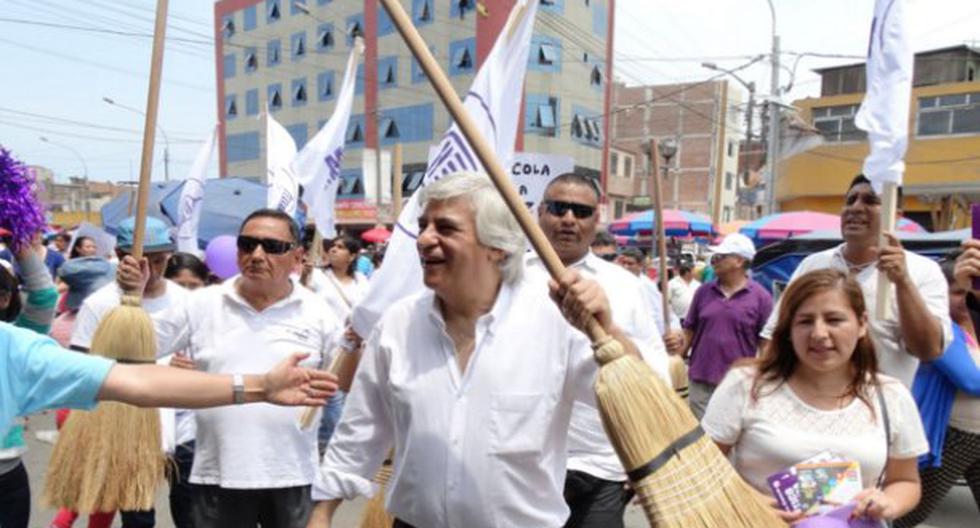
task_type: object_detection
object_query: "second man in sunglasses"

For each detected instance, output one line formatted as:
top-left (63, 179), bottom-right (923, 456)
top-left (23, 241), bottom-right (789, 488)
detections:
top-left (116, 209), bottom-right (342, 528)
top-left (526, 173), bottom-right (670, 528)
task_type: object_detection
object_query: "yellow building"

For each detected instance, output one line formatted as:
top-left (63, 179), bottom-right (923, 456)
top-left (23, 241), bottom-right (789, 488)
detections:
top-left (778, 45), bottom-right (980, 230)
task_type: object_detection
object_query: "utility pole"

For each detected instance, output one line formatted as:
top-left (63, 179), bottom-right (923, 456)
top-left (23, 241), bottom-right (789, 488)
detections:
top-left (764, 0), bottom-right (780, 215)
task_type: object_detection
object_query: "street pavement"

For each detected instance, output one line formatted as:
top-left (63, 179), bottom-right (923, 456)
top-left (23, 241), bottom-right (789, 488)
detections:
top-left (22, 412), bottom-right (975, 527)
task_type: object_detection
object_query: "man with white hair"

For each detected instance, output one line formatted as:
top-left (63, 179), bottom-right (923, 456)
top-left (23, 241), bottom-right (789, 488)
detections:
top-left (308, 172), bottom-right (637, 528)
top-left (680, 232), bottom-right (773, 419)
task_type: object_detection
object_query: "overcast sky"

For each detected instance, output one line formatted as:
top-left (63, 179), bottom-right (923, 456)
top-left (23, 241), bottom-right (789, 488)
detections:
top-left (0, 0), bottom-right (977, 184)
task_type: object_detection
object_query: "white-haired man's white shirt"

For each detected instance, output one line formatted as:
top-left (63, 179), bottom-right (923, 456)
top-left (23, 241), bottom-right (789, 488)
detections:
top-left (316, 280), bottom-right (598, 528)
top-left (525, 252), bottom-right (670, 482)
top-left (154, 277), bottom-right (340, 489)
top-left (760, 244), bottom-right (952, 388)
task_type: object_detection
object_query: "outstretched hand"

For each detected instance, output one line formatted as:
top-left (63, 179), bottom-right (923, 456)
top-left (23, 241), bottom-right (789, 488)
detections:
top-left (263, 352), bottom-right (338, 406)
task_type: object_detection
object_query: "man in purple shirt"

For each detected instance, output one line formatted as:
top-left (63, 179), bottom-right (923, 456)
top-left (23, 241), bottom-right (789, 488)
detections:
top-left (681, 233), bottom-right (772, 419)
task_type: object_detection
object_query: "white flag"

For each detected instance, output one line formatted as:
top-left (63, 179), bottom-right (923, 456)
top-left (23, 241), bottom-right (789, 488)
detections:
top-left (351, 0), bottom-right (539, 337)
top-left (295, 40), bottom-right (363, 238)
top-left (854, 0), bottom-right (913, 191)
top-left (266, 111), bottom-right (299, 215)
top-left (176, 126), bottom-right (217, 254)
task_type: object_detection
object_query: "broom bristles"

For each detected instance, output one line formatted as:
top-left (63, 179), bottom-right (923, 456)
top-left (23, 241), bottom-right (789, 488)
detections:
top-left (42, 302), bottom-right (166, 513)
top-left (358, 463), bottom-right (394, 528)
top-left (592, 339), bottom-right (784, 527)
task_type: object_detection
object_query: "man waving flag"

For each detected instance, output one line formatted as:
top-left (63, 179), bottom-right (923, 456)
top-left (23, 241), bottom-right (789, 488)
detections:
top-left (350, 0), bottom-right (539, 337)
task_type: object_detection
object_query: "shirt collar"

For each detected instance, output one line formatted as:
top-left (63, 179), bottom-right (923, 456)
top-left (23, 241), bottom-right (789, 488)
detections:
top-left (709, 277), bottom-right (755, 297)
top-left (222, 275), bottom-right (304, 312)
top-left (426, 280), bottom-right (515, 337)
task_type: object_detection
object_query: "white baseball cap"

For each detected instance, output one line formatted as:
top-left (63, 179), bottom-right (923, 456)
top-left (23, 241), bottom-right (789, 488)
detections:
top-left (708, 233), bottom-right (756, 261)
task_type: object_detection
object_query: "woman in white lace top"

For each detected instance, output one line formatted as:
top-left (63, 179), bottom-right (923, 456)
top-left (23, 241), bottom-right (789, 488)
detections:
top-left (702, 269), bottom-right (928, 525)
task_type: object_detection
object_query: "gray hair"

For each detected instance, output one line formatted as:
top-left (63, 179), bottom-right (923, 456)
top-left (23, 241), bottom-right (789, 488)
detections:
top-left (418, 172), bottom-right (526, 284)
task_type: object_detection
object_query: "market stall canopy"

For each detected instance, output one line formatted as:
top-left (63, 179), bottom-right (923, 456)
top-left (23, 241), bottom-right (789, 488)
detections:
top-left (608, 209), bottom-right (714, 237)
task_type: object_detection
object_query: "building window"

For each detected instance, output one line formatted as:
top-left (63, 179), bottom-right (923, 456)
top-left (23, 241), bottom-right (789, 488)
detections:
top-left (723, 206), bottom-right (732, 222)
top-left (570, 109), bottom-right (602, 147)
top-left (346, 117), bottom-right (365, 144)
top-left (223, 54), bottom-right (236, 78)
top-left (590, 65), bottom-right (602, 87)
top-left (225, 95), bottom-right (237, 119)
top-left (450, 0), bottom-right (476, 20)
top-left (525, 95), bottom-right (559, 138)
top-left (221, 16), bottom-right (235, 38)
top-left (346, 14), bottom-right (364, 46)
top-left (317, 71), bottom-right (335, 101)
top-left (267, 39), bottom-right (281, 66)
top-left (266, 0), bottom-right (281, 23)
top-left (380, 117), bottom-right (400, 139)
top-left (725, 171), bottom-right (734, 191)
top-left (292, 32), bottom-right (307, 60)
top-left (727, 140), bottom-right (735, 157)
top-left (529, 36), bottom-right (562, 73)
top-left (610, 151), bottom-right (619, 175)
top-left (292, 78), bottom-right (308, 107)
top-left (540, 0), bottom-right (564, 14)
top-left (243, 6), bottom-right (257, 31)
top-left (378, 8), bottom-right (395, 36)
top-left (917, 92), bottom-right (980, 136)
top-left (413, 0), bottom-right (433, 25)
top-left (378, 103), bottom-right (434, 144)
top-left (268, 83), bottom-right (283, 111)
top-left (812, 104), bottom-right (867, 142)
top-left (244, 47), bottom-right (258, 73)
top-left (316, 24), bottom-right (335, 51)
top-left (245, 89), bottom-right (259, 116)
top-left (227, 132), bottom-right (260, 162)
top-left (379, 57), bottom-right (398, 88)
top-left (623, 156), bottom-right (632, 178)
top-left (339, 171), bottom-right (364, 198)
top-left (449, 38), bottom-right (476, 76)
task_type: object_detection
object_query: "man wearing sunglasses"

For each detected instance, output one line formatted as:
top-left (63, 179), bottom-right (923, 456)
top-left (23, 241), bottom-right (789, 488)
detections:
top-left (117, 209), bottom-right (341, 528)
top-left (527, 173), bottom-right (669, 528)
top-left (760, 174), bottom-right (951, 389)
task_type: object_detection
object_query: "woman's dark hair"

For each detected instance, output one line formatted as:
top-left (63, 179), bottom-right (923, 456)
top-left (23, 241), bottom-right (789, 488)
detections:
top-left (325, 235), bottom-right (361, 277)
top-left (753, 268), bottom-right (879, 414)
top-left (164, 252), bottom-right (210, 282)
top-left (69, 236), bottom-right (94, 259)
top-left (0, 265), bottom-right (23, 323)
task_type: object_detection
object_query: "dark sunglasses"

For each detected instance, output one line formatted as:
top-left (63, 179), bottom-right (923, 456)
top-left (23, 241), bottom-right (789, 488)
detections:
top-left (237, 235), bottom-right (296, 255)
top-left (596, 252), bottom-right (618, 262)
top-left (543, 200), bottom-right (596, 219)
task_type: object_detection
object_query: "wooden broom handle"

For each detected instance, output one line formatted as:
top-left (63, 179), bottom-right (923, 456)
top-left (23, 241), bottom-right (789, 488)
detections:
top-left (647, 140), bottom-right (671, 333)
top-left (380, 0), bottom-right (608, 343)
top-left (131, 0), bottom-right (169, 260)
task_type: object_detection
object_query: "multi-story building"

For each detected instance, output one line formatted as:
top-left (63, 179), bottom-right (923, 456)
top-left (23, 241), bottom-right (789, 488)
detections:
top-left (29, 166), bottom-right (125, 226)
top-left (779, 45), bottom-right (980, 230)
top-left (214, 0), bottom-right (614, 226)
top-left (610, 79), bottom-right (744, 224)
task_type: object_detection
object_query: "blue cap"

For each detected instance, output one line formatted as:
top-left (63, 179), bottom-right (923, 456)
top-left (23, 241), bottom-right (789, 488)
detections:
top-left (58, 257), bottom-right (116, 310)
top-left (116, 216), bottom-right (175, 253)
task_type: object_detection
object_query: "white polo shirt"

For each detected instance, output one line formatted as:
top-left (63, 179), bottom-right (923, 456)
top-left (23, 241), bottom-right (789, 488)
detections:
top-left (761, 244), bottom-right (952, 388)
top-left (317, 279), bottom-right (597, 528)
top-left (155, 276), bottom-right (340, 489)
top-left (525, 252), bottom-right (670, 482)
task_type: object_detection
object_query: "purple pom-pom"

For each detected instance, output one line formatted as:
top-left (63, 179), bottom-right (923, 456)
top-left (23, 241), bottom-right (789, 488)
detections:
top-left (0, 146), bottom-right (47, 252)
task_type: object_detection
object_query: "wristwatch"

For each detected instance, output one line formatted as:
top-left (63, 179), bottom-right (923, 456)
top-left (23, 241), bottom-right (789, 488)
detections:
top-left (232, 374), bottom-right (246, 404)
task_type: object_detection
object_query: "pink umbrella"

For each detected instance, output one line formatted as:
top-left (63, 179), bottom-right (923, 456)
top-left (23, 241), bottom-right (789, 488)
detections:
top-left (896, 217), bottom-right (926, 233)
top-left (740, 211), bottom-right (841, 243)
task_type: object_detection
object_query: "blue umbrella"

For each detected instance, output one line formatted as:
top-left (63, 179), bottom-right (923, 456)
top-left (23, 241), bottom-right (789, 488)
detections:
top-left (99, 181), bottom-right (184, 235)
top-left (158, 177), bottom-right (266, 250)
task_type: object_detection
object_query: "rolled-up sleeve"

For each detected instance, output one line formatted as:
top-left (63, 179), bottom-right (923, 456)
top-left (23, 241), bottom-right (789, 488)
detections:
top-left (314, 326), bottom-right (394, 501)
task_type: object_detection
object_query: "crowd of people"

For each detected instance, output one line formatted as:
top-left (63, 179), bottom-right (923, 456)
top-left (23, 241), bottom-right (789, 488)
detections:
top-left (0, 170), bottom-right (978, 528)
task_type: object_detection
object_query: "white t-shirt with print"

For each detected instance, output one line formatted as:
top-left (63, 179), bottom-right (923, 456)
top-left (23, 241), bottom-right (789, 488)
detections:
top-left (702, 366), bottom-right (928, 494)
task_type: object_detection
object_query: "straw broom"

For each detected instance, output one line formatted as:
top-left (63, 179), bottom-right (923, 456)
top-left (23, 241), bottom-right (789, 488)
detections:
top-left (42, 0), bottom-right (170, 514)
top-left (379, 1), bottom-right (783, 526)
top-left (358, 455), bottom-right (395, 528)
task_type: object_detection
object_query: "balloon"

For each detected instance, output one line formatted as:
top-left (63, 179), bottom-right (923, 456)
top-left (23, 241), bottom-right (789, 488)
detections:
top-left (204, 235), bottom-right (239, 280)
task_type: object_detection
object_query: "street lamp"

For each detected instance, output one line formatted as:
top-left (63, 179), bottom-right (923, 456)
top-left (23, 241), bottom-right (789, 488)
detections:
top-left (40, 136), bottom-right (91, 218)
top-left (765, 0), bottom-right (780, 215)
top-left (102, 96), bottom-right (171, 181)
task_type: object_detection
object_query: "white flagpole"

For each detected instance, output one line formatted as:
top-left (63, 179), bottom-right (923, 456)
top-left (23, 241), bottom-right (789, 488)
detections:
top-left (349, 0), bottom-right (539, 338)
top-left (294, 38), bottom-right (364, 238)
top-left (854, 0), bottom-right (913, 320)
top-left (175, 126), bottom-right (217, 255)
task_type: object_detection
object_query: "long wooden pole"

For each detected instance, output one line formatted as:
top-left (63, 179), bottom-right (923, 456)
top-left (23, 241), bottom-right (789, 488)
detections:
top-left (380, 0), bottom-right (607, 342)
top-left (875, 182), bottom-right (897, 320)
top-left (393, 143), bottom-right (403, 219)
top-left (131, 0), bottom-right (169, 261)
top-left (648, 140), bottom-right (670, 333)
